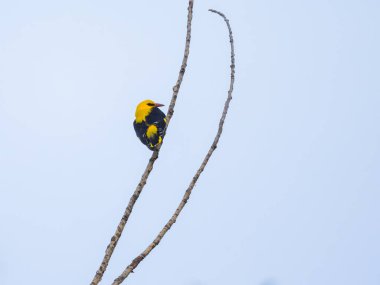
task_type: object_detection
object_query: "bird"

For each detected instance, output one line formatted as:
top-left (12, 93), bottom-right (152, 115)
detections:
top-left (133, 99), bottom-right (167, 150)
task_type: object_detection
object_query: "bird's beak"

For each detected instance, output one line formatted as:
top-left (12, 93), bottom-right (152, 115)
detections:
top-left (155, 103), bottom-right (165, 107)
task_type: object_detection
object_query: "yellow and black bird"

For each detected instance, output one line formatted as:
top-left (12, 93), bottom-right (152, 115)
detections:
top-left (133, 99), bottom-right (167, 150)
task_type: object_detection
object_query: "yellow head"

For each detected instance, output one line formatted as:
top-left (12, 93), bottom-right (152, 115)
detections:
top-left (135, 99), bottom-right (164, 123)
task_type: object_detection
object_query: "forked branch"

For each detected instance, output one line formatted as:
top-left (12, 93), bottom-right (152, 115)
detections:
top-left (90, 1), bottom-right (194, 284)
top-left (112, 9), bottom-right (235, 285)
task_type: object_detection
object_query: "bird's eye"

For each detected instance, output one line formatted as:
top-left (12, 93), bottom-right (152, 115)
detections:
top-left (147, 103), bottom-right (155, 106)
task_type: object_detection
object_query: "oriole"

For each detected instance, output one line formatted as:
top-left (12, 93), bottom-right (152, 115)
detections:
top-left (133, 99), bottom-right (167, 150)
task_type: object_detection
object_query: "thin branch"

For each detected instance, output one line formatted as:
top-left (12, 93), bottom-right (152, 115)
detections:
top-left (112, 9), bottom-right (235, 285)
top-left (90, 1), bottom-right (194, 284)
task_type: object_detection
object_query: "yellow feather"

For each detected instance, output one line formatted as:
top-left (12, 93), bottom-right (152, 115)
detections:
top-left (146, 125), bottom-right (158, 138)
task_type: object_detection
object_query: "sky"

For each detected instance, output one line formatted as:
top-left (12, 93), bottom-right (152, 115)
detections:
top-left (0, 0), bottom-right (379, 284)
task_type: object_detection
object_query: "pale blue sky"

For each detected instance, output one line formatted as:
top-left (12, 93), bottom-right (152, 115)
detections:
top-left (0, 1), bottom-right (379, 285)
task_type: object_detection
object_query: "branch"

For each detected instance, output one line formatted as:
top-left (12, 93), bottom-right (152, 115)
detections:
top-left (90, 1), bottom-right (194, 284)
top-left (111, 9), bottom-right (235, 285)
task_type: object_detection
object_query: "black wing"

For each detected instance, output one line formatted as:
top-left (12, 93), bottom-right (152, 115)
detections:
top-left (146, 107), bottom-right (166, 137)
top-left (133, 120), bottom-right (149, 146)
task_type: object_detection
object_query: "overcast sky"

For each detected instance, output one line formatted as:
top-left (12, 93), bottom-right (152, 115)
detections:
top-left (1, 1), bottom-right (379, 284)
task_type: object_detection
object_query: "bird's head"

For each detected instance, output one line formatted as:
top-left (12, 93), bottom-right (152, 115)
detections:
top-left (135, 99), bottom-right (164, 123)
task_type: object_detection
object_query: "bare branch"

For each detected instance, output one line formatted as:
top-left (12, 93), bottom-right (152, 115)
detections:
top-left (90, 1), bottom-right (194, 284)
top-left (111, 9), bottom-right (235, 285)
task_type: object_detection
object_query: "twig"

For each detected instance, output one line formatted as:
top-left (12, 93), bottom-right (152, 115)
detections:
top-left (90, 1), bottom-right (194, 284)
top-left (111, 8), bottom-right (235, 285)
